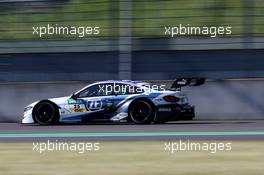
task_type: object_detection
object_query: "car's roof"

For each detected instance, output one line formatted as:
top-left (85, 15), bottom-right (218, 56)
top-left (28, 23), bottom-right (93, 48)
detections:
top-left (75, 80), bottom-right (149, 94)
top-left (94, 80), bottom-right (145, 85)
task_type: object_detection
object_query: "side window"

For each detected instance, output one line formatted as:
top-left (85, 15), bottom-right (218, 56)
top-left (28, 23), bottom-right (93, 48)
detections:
top-left (78, 85), bottom-right (101, 98)
top-left (114, 83), bottom-right (144, 95)
top-left (127, 85), bottom-right (144, 94)
top-left (78, 83), bottom-right (114, 98)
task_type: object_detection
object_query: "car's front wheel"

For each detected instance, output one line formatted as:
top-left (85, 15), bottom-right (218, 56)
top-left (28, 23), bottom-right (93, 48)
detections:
top-left (128, 100), bottom-right (156, 124)
top-left (33, 101), bottom-right (59, 125)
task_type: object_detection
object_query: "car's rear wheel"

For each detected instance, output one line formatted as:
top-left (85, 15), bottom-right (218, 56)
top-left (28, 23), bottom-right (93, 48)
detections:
top-left (33, 101), bottom-right (59, 125)
top-left (128, 100), bottom-right (155, 124)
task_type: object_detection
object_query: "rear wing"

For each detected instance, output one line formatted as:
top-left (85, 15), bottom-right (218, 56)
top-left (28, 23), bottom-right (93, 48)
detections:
top-left (171, 78), bottom-right (206, 90)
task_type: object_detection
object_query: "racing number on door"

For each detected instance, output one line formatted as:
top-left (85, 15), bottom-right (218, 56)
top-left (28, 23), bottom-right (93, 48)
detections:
top-left (74, 104), bottom-right (79, 111)
top-left (70, 104), bottom-right (87, 112)
top-left (73, 104), bottom-right (83, 112)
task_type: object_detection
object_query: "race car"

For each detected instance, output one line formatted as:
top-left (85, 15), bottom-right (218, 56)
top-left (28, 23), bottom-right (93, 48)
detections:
top-left (22, 79), bottom-right (205, 125)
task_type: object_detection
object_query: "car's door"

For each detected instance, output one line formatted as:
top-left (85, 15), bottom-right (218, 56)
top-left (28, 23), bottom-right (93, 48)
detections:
top-left (75, 83), bottom-right (115, 112)
top-left (80, 83), bottom-right (137, 111)
top-left (66, 82), bottom-right (144, 116)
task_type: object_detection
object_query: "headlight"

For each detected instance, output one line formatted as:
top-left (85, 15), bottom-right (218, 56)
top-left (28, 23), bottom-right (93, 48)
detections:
top-left (24, 106), bottom-right (33, 113)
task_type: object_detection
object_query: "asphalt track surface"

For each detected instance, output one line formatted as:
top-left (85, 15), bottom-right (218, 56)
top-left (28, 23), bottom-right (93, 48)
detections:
top-left (0, 120), bottom-right (264, 142)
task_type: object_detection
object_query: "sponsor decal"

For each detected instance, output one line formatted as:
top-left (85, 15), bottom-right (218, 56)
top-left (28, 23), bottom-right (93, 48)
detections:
top-left (67, 98), bottom-right (84, 104)
top-left (66, 98), bottom-right (88, 112)
top-left (87, 100), bottom-right (103, 111)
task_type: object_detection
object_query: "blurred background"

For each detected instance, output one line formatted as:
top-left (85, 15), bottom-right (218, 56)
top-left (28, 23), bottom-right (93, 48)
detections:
top-left (0, 0), bottom-right (263, 81)
top-left (0, 0), bottom-right (264, 121)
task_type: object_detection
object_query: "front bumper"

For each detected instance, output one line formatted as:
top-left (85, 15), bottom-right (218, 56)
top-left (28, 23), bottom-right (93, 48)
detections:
top-left (22, 109), bottom-right (34, 124)
top-left (155, 104), bottom-right (195, 122)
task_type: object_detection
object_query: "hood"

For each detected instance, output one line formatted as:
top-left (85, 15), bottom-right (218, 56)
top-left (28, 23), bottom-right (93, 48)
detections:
top-left (49, 96), bottom-right (70, 105)
top-left (26, 96), bottom-right (70, 108)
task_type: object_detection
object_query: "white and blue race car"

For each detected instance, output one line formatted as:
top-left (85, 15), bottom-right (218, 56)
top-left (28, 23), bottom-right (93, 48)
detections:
top-left (22, 79), bottom-right (205, 125)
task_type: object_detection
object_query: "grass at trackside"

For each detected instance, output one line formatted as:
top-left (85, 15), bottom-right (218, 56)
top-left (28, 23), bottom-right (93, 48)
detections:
top-left (0, 0), bottom-right (264, 40)
top-left (0, 141), bottom-right (264, 175)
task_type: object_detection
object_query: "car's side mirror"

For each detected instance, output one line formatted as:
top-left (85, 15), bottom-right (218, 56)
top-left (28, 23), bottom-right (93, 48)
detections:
top-left (70, 93), bottom-right (78, 100)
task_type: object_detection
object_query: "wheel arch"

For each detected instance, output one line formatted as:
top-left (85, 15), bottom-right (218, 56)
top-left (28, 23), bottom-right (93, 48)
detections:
top-left (32, 99), bottom-right (60, 124)
top-left (33, 99), bottom-right (61, 109)
top-left (127, 97), bottom-right (157, 123)
top-left (129, 97), bottom-right (156, 109)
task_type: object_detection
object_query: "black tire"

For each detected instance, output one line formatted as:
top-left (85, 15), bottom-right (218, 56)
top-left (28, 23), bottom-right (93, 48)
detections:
top-left (33, 101), bottom-right (59, 125)
top-left (128, 99), bottom-right (156, 124)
